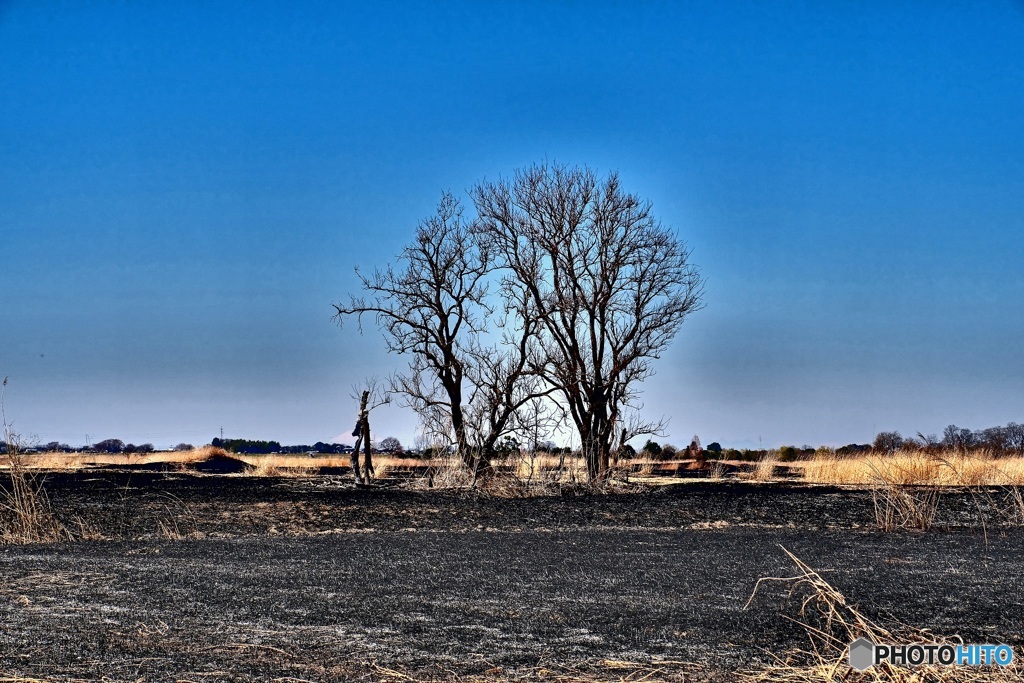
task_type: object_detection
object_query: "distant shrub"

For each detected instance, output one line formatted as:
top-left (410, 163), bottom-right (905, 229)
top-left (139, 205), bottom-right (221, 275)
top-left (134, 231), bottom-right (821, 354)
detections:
top-left (212, 438), bottom-right (282, 454)
top-left (777, 446), bottom-right (799, 462)
top-left (642, 440), bottom-right (662, 459)
top-left (421, 445), bottom-right (453, 460)
top-left (873, 431), bottom-right (904, 454)
top-left (901, 436), bottom-right (923, 450)
top-left (739, 449), bottom-right (769, 462)
top-left (94, 439), bottom-right (125, 454)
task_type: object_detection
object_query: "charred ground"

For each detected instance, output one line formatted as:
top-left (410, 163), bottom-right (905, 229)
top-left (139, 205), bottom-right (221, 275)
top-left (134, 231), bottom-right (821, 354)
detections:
top-left (1, 472), bottom-right (1022, 681)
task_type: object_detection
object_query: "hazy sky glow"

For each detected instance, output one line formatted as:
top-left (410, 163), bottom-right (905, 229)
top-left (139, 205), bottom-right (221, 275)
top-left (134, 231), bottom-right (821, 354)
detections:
top-left (2, 1), bottom-right (1023, 450)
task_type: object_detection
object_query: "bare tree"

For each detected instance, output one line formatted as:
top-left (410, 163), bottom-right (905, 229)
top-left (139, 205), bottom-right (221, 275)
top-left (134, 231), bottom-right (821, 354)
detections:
top-left (942, 424), bottom-right (976, 453)
top-left (378, 436), bottom-right (403, 454)
top-left (334, 193), bottom-right (549, 477)
top-left (473, 163), bottom-right (704, 481)
top-left (1004, 423), bottom-right (1024, 455)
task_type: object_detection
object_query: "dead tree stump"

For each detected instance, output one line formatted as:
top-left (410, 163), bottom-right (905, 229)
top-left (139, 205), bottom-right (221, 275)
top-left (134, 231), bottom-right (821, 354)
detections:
top-left (350, 390), bottom-right (374, 484)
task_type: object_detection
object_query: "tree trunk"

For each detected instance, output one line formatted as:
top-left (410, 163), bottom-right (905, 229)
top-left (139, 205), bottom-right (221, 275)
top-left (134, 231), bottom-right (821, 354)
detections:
top-left (450, 402), bottom-right (475, 473)
top-left (470, 443), bottom-right (495, 486)
top-left (584, 393), bottom-right (613, 483)
top-left (582, 431), bottom-right (599, 482)
top-left (349, 447), bottom-right (361, 483)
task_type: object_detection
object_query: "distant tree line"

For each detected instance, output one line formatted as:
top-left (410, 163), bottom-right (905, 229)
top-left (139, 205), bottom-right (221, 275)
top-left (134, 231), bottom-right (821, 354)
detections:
top-left (7, 440), bottom-right (171, 454)
top-left (91, 439), bottom-right (155, 454)
top-left (210, 438), bottom-right (355, 455)
top-left (628, 439), bottom-right (873, 463)
top-left (873, 422), bottom-right (1024, 456)
top-left (624, 420), bottom-right (1024, 463)
top-left (7, 438), bottom-right (379, 455)
top-left (14, 421), bottom-right (1020, 461)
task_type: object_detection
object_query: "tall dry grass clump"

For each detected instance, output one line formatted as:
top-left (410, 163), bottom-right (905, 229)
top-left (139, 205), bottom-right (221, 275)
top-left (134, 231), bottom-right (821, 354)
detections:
top-left (423, 455), bottom-right (476, 489)
top-left (1, 450), bottom-right (70, 544)
top-left (751, 452), bottom-right (780, 482)
top-left (245, 457), bottom-right (287, 477)
top-left (872, 484), bottom-right (940, 532)
top-left (0, 377), bottom-right (69, 544)
top-left (515, 451), bottom-right (587, 487)
top-left (709, 460), bottom-right (728, 479)
top-left (240, 453), bottom-right (314, 477)
top-left (932, 451), bottom-right (1024, 487)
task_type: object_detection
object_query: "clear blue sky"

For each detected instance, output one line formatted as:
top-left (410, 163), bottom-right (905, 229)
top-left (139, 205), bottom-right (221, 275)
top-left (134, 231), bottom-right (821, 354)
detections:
top-left (2, 1), bottom-right (1022, 450)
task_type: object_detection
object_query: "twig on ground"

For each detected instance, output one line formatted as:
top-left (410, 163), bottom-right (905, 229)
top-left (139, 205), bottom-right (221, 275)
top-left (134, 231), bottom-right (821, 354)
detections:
top-left (741, 544), bottom-right (1020, 682)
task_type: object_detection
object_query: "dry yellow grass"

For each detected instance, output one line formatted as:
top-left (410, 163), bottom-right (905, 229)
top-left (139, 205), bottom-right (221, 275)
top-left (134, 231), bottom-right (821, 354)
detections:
top-left (513, 452), bottom-right (588, 484)
top-left (1, 384), bottom-right (71, 543)
top-left (237, 454), bottom-right (430, 478)
top-left (750, 453), bottom-right (780, 482)
top-left (800, 449), bottom-right (1024, 487)
top-left (1, 454), bottom-right (70, 544)
top-left (4, 448), bottom-right (434, 476)
top-left (794, 449), bottom-right (1024, 531)
top-left (237, 452), bottom-right (334, 476)
top-left (9, 441), bottom-right (710, 487)
top-left (17, 446), bottom-right (1024, 490)
top-left (9, 445), bottom-right (228, 470)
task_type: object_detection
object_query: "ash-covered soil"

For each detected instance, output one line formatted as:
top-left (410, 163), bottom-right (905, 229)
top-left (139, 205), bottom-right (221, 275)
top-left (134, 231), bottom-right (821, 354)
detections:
top-left (22, 470), bottom-right (1024, 539)
top-left (1, 473), bottom-right (1022, 681)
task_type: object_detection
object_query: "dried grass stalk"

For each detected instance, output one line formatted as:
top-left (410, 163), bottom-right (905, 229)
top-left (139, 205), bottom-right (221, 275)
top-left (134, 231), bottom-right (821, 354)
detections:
top-left (742, 545), bottom-right (1020, 682)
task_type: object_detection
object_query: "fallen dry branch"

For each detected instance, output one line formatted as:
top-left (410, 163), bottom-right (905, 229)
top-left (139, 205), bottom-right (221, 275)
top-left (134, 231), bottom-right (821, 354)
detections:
top-left (363, 658), bottom-right (701, 682)
top-left (742, 545), bottom-right (1020, 682)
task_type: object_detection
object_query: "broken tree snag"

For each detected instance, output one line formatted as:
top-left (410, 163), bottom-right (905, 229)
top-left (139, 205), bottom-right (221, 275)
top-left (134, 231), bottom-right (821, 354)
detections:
top-left (349, 415), bottom-right (362, 483)
top-left (361, 392), bottom-right (374, 483)
top-left (351, 390), bottom-right (372, 484)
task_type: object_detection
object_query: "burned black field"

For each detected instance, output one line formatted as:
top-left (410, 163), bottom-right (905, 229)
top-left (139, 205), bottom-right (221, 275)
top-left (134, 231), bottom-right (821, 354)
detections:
top-left (2, 473), bottom-right (1023, 681)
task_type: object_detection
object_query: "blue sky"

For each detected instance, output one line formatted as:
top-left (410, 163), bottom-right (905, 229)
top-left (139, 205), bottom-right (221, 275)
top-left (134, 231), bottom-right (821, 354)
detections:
top-left (2, 1), bottom-right (1022, 450)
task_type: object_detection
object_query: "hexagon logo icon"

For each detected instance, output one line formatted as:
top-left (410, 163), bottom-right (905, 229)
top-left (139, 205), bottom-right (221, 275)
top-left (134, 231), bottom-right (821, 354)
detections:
top-left (849, 637), bottom-right (875, 671)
